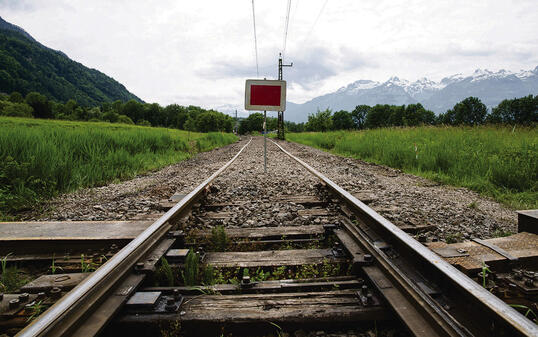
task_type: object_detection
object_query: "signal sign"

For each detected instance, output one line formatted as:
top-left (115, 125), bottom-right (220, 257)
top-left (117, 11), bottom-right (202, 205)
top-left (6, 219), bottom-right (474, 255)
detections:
top-left (245, 79), bottom-right (286, 111)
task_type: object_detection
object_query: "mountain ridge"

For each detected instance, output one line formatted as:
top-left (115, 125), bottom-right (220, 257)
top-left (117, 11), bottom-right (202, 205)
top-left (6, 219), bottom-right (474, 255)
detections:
top-left (284, 66), bottom-right (538, 123)
top-left (0, 16), bottom-right (142, 106)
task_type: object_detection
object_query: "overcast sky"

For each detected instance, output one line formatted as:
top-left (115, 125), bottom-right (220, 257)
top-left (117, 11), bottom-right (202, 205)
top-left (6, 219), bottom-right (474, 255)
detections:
top-left (1, 0), bottom-right (537, 115)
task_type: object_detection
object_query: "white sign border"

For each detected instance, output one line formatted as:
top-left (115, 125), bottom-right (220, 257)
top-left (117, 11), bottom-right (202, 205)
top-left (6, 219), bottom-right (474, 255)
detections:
top-left (245, 79), bottom-right (286, 111)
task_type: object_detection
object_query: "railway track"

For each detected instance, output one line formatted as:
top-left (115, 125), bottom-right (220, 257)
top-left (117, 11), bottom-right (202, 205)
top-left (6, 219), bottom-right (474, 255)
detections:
top-left (1, 137), bottom-right (537, 336)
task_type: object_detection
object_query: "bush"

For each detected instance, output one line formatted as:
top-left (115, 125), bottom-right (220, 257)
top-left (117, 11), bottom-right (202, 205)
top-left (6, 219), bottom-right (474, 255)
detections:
top-left (0, 102), bottom-right (33, 117)
top-left (117, 115), bottom-right (134, 124)
top-left (137, 119), bottom-right (151, 127)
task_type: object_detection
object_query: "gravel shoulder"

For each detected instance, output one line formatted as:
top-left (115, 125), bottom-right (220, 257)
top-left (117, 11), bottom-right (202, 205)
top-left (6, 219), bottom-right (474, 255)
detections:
top-left (277, 138), bottom-right (517, 241)
top-left (23, 139), bottom-right (248, 221)
top-left (24, 136), bottom-right (516, 243)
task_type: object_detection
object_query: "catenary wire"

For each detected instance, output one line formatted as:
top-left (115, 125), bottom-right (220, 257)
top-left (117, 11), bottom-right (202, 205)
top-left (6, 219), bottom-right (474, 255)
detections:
top-left (282, 0), bottom-right (291, 53)
top-left (303, 0), bottom-right (328, 44)
top-left (251, 0), bottom-right (259, 77)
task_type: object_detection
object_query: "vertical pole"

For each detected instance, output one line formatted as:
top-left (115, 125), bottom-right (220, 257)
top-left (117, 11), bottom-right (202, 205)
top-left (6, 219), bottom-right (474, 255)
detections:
top-left (278, 55), bottom-right (283, 140)
top-left (277, 53), bottom-right (292, 140)
top-left (263, 110), bottom-right (267, 173)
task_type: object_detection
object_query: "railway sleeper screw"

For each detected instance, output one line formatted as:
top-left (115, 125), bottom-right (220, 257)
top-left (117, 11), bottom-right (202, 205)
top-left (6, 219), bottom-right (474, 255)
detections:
top-left (24, 301), bottom-right (36, 312)
top-left (524, 278), bottom-right (534, 287)
top-left (508, 283), bottom-right (518, 296)
top-left (50, 287), bottom-right (62, 299)
top-left (241, 275), bottom-right (254, 288)
top-left (9, 298), bottom-right (19, 309)
top-left (363, 254), bottom-right (374, 263)
top-left (513, 270), bottom-right (523, 280)
top-left (477, 271), bottom-right (489, 283)
top-left (165, 303), bottom-right (178, 312)
top-left (18, 293), bottom-right (30, 302)
top-left (331, 243), bottom-right (345, 258)
top-left (173, 289), bottom-right (181, 300)
top-left (323, 224), bottom-right (337, 233)
top-left (168, 230), bottom-right (184, 238)
top-left (134, 262), bottom-right (146, 274)
top-left (356, 287), bottom-right (372, 306)
top-left (37, 292), bottom-right (46, 300)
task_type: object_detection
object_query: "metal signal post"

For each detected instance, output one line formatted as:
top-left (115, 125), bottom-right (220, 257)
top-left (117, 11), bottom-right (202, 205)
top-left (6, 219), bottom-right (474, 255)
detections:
top-left (277, 53), bottom-right (292, 140)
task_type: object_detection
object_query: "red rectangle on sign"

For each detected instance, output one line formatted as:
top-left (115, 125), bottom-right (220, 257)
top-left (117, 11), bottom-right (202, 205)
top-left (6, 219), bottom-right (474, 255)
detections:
top-left (250, 85), bottom-right (281, 106)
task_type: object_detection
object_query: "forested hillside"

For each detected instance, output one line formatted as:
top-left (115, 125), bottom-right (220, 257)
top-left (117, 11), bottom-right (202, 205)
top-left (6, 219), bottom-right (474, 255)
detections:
top-left (0, 16), bottom-right (141, 106)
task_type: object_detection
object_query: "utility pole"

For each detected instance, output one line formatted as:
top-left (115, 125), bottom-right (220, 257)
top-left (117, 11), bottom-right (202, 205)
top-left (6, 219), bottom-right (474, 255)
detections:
top-left (278, 53), bottom-right (292, 140)
top-left (234, 109), bottom-right (238, 134)
top-left (263, 110), bottom-right (267, 173)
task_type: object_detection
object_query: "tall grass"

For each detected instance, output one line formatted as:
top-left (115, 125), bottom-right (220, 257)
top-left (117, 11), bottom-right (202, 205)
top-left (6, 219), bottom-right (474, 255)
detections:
top-left (0, 117), bottom-right (237, 217)
top-left (287, 126), bottom-right (537, 209)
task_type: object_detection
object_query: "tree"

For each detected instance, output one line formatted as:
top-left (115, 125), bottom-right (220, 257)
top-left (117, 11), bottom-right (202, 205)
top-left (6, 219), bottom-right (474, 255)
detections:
top-left (351, 105), bottom-right (370, 129)
top-left (365, 104), bottom-right (392, 129)
top-left (239, 113), bottom-right (264, 134)
top-left (437, 110), bottom-right (456, 125)
top-left (285, 121), bottom-right (305, 132)
top-left (25, 92), bottom-right (53, 118)
top-left (388, 105), bottom-right (406, 126)
top-left (332, 110), bottom-right (353, 130)
top-left (184, 117), bottom-right (197, 132)
top-left (306, 109), bottom-right (333, 131)
top-left (121, 100), bottom-right (145, 123)
top-left (489, 95), bottom-right (537, 124)
top-left (0, 102), bottom-right (33, 117)
top-left (196, 111), bottom-right (227, 132)
top-left (402, 103), bottom-right (435, 126)
top-left (451, 97), bottom-right (487, 126)
top-left (8, 91), bottom-right (23, 103)
top-left (102, 111), bottom-right (120, 123)
top-left (144, 103), bottom-right (162, 126)
top-left (164, 104), bottom-right (189, 129)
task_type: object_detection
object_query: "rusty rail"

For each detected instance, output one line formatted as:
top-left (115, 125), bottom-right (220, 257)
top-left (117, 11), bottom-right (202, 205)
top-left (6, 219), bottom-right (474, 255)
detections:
top-left (271, 139), bottom-right (537, 337)
top-left (16, 138), bottom-right (252, 337)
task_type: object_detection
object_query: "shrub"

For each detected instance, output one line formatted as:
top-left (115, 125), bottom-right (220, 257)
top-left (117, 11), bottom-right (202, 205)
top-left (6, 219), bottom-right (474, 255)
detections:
top-left (0, 101), bottom-right (33, 118)
top-left (117, 115), bottom-right (134, 124)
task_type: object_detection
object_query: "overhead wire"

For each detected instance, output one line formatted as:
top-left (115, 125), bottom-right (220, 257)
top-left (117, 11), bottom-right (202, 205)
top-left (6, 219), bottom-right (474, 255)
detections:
top-left (281, 0), bottom-right (292, 58)
top-left (303, 0), bottom-right (328, 44)
top-left (251, 0), bottom-right (259, 77)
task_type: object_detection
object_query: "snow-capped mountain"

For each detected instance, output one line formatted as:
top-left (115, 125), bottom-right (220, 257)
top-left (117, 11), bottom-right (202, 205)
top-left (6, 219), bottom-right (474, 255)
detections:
top-left (285, 66), bottom-right (538, 123)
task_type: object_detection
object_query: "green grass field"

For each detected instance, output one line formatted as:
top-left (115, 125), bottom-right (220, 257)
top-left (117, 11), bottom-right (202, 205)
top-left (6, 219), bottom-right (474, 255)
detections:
top-left (286, 126), bottom-right (537, 209)
top-left (0, 117), bottom-right (238, 218)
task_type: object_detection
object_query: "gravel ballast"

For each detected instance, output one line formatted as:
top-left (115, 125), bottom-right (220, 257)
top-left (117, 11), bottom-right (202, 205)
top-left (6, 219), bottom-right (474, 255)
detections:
top-left (25, 136), bottom-right (516, 242)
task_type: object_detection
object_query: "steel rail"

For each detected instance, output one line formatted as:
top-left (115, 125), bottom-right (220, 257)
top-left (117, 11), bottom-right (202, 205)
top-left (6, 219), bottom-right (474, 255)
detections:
top-left (17, 138), bottom-right (252, 337)
top-left (271, 139), bottom-right (537, 337)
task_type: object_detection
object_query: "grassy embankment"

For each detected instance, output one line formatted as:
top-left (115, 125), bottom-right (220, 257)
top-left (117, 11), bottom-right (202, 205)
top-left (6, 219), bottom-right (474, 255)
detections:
top-left (0, 117), bottom-right (238, 219)
top-left (287, 126), bottom-right (537, 210)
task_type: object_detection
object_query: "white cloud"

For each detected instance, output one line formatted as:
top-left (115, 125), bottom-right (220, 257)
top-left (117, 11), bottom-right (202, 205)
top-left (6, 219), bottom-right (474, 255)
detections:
top-left (1, 0), bottom-right (537, 114)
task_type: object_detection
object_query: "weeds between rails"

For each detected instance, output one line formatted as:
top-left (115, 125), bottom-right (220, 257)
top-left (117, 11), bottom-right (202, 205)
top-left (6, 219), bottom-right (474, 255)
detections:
top-left (154, 228), bottom-right (346, 287)
top-left (184, 226), bottom-right (338, 252)
top-left (287, 125), bottom-right (537, 209)
top-left (154, 254), bottom-right (352, 288)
